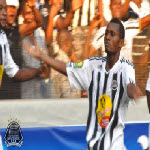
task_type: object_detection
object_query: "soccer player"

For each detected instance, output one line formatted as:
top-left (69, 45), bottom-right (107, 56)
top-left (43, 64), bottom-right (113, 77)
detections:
top-left (27, 18), bottom-right (142, 150)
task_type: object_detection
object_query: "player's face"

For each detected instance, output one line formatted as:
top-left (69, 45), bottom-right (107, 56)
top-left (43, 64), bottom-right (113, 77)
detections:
top-left (0, 0), bottom-right (7, 27)
top-left (110, 0), bottom-right (122, 19)
top-left (7, 6), bottom-right (18, 25)
top-left (22, 4), bottom-right (34, 23)
top-left (104, 22), bottom-right (123, 55)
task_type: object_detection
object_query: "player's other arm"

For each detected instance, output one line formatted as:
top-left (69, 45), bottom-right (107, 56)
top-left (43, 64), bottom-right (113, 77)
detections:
top-left (127, 83), bottom-right (142, 100)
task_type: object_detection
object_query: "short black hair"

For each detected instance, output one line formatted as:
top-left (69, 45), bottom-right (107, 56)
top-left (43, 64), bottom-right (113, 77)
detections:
top-left (109, 18), bottom-right (125, 40)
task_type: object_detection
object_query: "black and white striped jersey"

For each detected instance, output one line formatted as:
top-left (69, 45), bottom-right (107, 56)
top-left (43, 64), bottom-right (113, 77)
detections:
top-left (0, 29), bottom-right (19, 78)
top-left (67, 56), bottom-right (135, 150)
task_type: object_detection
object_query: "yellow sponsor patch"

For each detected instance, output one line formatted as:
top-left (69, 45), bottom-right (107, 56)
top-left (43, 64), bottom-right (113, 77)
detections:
top-left (96, 94), bottom-right (112, 128)
top-left (73, 62), bottom-right (83, 68)
top-left (0, 65), bottom-right (4, 87)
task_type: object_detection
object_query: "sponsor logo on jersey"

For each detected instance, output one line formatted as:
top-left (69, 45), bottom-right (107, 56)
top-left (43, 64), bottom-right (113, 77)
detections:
top-left (96, 94), bottom-right (112, 128)
top-left (4, 120), bottom-right (23, 147)
top-left (73, 62), bottom-right (83, 68)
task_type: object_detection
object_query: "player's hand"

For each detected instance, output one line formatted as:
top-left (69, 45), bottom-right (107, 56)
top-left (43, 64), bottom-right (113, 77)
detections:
top-left (72, 0), bottom-right (84, 12)
top-left (23, 42), bottom-right (41, 59)
top-left (29, 45), bottom-right (41, 59)
top-left (27, 0), bottom-right (35, 7)
top-left (39, 63), bottom-right (50, 78)
top-left (89, 13), bottom-right (104, 30)
top-left (127, 84), bottom-right (143, 102)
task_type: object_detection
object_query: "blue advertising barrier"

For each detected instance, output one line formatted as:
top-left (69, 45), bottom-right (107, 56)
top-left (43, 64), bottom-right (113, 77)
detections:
top-left (0, 122), bottom-right (148, 150)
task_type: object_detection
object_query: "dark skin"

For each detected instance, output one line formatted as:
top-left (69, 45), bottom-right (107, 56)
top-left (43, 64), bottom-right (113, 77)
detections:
top-left (13, 64), bottom-right (50, 81)
top-left (27, 22), bottom-right (142, 100)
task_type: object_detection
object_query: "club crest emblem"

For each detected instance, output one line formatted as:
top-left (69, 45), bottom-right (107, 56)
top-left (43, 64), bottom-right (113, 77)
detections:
top-left (111, 80), bottom-right (118, 90)
top-left (4, 120), bottom-right (23, 147)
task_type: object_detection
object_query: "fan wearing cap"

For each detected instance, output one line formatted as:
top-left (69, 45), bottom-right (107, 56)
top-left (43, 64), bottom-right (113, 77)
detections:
top-left (6, 0), bottom-right (19, 27)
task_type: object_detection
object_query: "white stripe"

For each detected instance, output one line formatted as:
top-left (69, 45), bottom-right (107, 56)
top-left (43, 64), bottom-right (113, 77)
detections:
top-left (81, 0), bottom-right (89, 26)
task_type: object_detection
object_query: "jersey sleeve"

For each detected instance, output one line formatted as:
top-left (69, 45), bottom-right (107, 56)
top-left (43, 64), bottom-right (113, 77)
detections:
top-left (66, 59), bottom-right (93, 91)
top-left (4, 41), bottom-right (19, 78)
top-left (124, 61), bottom-right (135, 102)
top-left (125, 62), bottom-right (135, 86)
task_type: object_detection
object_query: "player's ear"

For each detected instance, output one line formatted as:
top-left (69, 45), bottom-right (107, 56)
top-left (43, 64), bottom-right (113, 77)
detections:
top-left (119, 39), bottom-right (124, 48)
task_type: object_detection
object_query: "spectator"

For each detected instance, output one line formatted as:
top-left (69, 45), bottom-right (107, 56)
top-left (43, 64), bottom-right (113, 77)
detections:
top-left (20, 0), bottom-right (49, 98)
top-left (45, 0), bottom-right (84, 56)
top-left (50, 29), bottom-right (81, 98)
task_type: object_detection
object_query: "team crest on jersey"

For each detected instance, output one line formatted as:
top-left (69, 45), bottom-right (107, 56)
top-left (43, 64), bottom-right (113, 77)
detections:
top-left (96, 94), bottom-right (112, 128)
top-left (97, 65), bottom-right (102, 70)
top-left (111, 80), bottom-right (118, 90)
top-left (73, 62), bottom-right (83, 68)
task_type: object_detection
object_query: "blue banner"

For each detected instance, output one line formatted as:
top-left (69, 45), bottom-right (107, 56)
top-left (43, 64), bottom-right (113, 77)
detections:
top-left (0, 123), bottom-right (148, 150)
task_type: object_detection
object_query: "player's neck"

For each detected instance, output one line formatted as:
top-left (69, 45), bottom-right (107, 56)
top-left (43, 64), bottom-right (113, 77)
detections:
top-left (106, 53), bottom-right (120, 71)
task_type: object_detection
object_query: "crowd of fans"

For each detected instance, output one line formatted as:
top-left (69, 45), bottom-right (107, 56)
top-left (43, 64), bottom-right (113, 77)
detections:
top-left (0, 0), bottom-right (150, 99)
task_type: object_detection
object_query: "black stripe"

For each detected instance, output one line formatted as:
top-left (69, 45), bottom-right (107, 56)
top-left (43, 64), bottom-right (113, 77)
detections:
top-left (110, 73), bottom-right (124, 143)
top-left (86, 71), bottom-right (94, 135)
top-left (109, 73), bottom-right (118, 122)
top-left (103, 73), bottom-right (109, 94)
top-left (99, 135), bottom-right (105, 150)
top-left (89, 72), bottom-right (101, 144)
top-left (93, 140), bottom-right (98, 150)
top-left (126, 27), bottom-right (139, 29)
top-left (99, 73), bottom-right (109, 150)
top-left (78, 6), bottom-right (83, 26)
top-left (88, 0), bottom-right (91, 26)
top-left (0, 45), bottom-right (2, 65)
top-left (111, 73), bottom-right (118, 103)
top-left (4, 44), bottom-right (6, 54)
